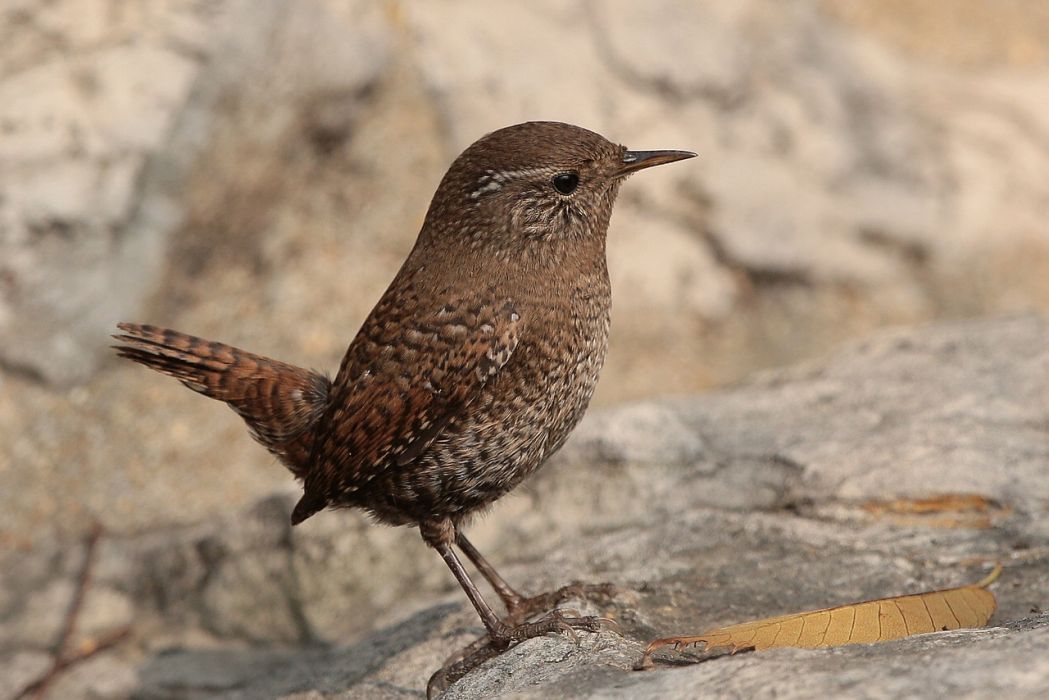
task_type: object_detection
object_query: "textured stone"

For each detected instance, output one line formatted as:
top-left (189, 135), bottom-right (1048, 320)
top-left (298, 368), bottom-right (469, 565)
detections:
top-left (5, 0), bottom-right (1049, 548)
top-left (2, 316), bottom-right (1048, 698)
top-left (0, 0), bottom-right (216, 383)
top-left (446, 619), bottom-right (1049, 700)
top-left (0, 0), bottom-right (389, 384)
top-left (404, 0), bottom-right (1049, 397)
top-left (0, 650), bottom-right (52, 700)
top-left (4, 1), bottom-right (1049, 693)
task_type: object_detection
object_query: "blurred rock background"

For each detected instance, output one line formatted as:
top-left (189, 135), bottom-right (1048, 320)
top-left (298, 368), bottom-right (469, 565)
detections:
top-left (3, 2), bottom-right (1049, 697)
top-left (2, 0), bottom-right (1049, 551)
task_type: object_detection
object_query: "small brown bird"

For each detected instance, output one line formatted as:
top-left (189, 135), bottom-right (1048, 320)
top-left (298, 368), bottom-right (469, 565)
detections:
top-left (114, 121), bottom-right (693, 662)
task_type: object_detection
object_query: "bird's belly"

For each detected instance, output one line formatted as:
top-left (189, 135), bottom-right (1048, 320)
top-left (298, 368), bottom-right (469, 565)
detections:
top-left (361, 307), bottom-right (610, 525)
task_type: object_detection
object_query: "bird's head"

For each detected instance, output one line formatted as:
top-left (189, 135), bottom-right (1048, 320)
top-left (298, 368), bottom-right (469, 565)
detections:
top-left (420, 121), bottom-right (694, 258)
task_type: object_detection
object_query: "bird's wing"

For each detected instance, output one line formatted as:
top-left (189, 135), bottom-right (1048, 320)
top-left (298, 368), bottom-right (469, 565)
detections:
top-left (292, 295), bottom-right (521, 523)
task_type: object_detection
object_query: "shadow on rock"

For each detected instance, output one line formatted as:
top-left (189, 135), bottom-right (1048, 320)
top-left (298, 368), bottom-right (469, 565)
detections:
top-left (133, 603), bottom-right (460, 699)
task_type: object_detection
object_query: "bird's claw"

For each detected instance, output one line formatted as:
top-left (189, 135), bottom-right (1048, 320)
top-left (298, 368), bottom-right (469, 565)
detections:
top-left (428, 608), bottom-right (618, 696)
top-left (504, 581), bottom-right (621, 624)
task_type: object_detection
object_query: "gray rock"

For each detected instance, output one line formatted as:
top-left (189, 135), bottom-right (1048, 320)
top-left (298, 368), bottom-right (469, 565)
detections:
top-left (404, 0), bottom-right (1049, 399)
top-left (0, 651), bottom-right (51, 700)
top-left (6, 0), bottom-right (1049, 395)
top-left (448, 620), bottom-right (1049, 700)
top-left (2, 315), bottom-right (1047, 698)
top-left (0, 0), bottom-right (389, 384)
top-left (0, 0), bottom-right (222, 383)
top-left (6, 0), bottom-right (1049, 551)
top-left (130, 496), bottom-right (1049, 699)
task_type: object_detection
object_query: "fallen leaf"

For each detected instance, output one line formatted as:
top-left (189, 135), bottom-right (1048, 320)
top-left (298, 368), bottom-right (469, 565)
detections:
top-left (861, 493), bottom-right (1012, 529)
top-left (864, 494), bottom-right (998, 515)
top-left (643, 565), bottom-right (1001, 664)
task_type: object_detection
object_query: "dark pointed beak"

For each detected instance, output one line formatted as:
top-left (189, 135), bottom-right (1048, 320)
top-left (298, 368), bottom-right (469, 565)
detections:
top-left (617, 149), bottom-right (696, 176)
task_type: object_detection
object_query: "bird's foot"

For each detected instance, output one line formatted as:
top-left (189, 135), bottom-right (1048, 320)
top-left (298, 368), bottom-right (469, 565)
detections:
top-left (427, 609), bottom-right (619, 698)
top-left (491, 607), bottom-right (616, 647)
top-left (504, 581), bottom-right (620, 625)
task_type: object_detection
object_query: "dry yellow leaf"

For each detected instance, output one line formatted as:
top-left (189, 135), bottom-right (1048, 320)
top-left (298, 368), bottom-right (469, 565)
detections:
top-left (864, 493), bottom-right (997, 515)
top-left (643, 565), bottom-right (1001, 663)
top-left (861, 493), bottom-right (1012, 529)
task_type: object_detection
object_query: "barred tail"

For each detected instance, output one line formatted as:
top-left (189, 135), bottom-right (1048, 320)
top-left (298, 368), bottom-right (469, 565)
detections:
top-left (113, 323), bottom-right (329, 477)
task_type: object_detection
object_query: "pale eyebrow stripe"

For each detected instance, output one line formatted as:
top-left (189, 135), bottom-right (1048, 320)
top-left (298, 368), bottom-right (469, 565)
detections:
top-left (469, 167), bottom-right (550, 198)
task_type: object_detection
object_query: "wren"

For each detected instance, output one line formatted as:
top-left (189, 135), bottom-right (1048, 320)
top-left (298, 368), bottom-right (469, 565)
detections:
top-left (114, 121), bottom-right (694, 683)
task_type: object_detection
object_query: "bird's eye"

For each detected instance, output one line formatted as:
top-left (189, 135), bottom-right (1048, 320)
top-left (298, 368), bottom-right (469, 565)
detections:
top-left (552, 172), bottom-right (579, 195)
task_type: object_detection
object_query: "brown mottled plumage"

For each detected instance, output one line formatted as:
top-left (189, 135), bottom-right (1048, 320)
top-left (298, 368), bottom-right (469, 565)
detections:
top-left (114, 121), bottom-right (694, 683)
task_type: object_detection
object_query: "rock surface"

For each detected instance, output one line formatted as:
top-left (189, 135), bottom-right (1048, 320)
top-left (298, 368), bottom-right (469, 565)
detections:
top-left (0, 0), bottom-right (388, 384)
top-left (3, 1), bottom-right (1049, 695)
top-left (2, 315), bottom-right (1047, 698)
top-left (4, 0), bottom-right (1049, 546)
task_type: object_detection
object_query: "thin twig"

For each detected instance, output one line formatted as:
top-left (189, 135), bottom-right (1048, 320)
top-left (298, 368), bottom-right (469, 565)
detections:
top-left (17, 521), bottom-right (130, 700)
top-left (19, 627), bottom-right (132, 699)
top-left (53, 522), bottom-right (103, 656)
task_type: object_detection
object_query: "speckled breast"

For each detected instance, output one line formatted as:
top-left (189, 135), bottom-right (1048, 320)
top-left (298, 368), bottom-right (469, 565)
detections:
top-left (365, 275), bottom-right (612, 525)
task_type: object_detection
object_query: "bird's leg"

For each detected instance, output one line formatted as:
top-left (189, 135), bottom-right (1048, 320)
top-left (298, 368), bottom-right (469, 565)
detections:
top-left (454, 532), bottom-right (526, 611)
top-left (423, 519), bottom-right (504, 634)
top-left (421, 520), bottom-right (609, 648)
top-left (423, 519), bottom-right (613, 696)
top-left (455, 531), bottom-right (619, 625)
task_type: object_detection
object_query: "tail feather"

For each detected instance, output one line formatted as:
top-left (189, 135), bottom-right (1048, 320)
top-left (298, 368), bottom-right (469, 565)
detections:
top-left (113, 323), bottom-right (330, 477)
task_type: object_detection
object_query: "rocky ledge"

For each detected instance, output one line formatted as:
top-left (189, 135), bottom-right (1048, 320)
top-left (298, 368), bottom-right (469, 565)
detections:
top-left (2, 315), bottom-right (1048, 699)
